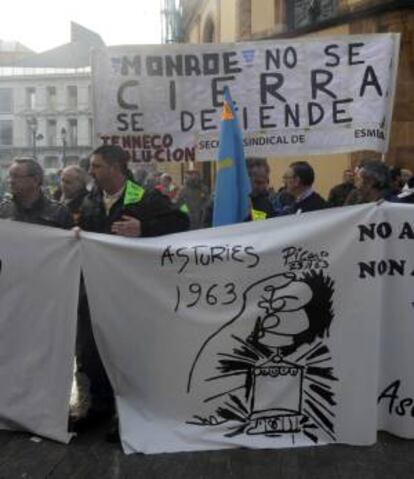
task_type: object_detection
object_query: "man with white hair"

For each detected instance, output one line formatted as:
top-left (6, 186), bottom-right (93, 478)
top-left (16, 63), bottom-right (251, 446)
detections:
top-left (345, 159), bottom-right (391, 205)
top-left (60, 165), bottom-right (89, 224)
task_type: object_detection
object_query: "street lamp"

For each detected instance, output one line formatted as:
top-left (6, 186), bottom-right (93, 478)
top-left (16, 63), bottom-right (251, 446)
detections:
top-left (27, 117), bottom-right (43, 160)
top-left (60, 127), bottom-right (67, 167)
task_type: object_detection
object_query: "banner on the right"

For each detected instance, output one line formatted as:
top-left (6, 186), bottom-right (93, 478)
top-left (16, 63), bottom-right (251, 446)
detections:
top-left (81, 203), bottom-right (414, 454)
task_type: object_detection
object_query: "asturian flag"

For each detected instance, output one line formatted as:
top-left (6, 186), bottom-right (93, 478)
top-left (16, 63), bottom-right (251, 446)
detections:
top-left (212, 86), bottom-right (251, 227)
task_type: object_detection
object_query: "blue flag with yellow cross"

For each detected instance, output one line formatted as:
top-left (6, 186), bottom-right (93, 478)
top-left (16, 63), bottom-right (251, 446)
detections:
top-left (212, 87), bottom-right (251, 227)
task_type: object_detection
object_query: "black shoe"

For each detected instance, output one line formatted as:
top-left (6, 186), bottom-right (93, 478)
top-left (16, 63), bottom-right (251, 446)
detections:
top-left (105, 421), bottom-right (120, 443)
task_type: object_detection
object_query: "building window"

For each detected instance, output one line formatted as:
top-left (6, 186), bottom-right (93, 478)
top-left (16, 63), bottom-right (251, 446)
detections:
top-left (44, 156), bottom-right (59, 169)
top-left (67, 85), bottom-right (78, 109)
top-left (286, 0), bottom-right (338, 30)
top-left (26, 87), bottom-right (36, 109)
top-left (47, 86), bottom-right (57, 110)
top-left (68, 119), bottom-right (77, 146)
top-left (26, 117), bottom-right (43, 148)
top-left (0, 120), bottom-right (13, 146)
top-left (47, 119), bottom-right (57, 147)
top-left (26, 120), bottom-right (33, 145)
top-left (0, 88), bottom-right (13, 113)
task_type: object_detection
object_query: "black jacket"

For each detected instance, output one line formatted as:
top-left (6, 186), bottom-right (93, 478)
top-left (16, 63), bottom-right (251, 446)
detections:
top-left (0, 194), bottom-right (73, 229)
top-left (293, 191), bottom-right (327, 213)
top-left (79, 180), bottom-right (189, 236)
top-left (328, 183), bottom-right (355, 207)
top-left (63, 189), bottom-right (88, 225)
top-left (250, 191), bottom-right (276, 220)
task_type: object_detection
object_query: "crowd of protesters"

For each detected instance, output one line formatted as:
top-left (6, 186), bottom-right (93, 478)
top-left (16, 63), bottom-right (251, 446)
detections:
top-left (242, 158), bottom-right (414, 219)
top-left (1, 156), bottom-right (412, 228)
top-left (0, 148), bottom-right (413, 443)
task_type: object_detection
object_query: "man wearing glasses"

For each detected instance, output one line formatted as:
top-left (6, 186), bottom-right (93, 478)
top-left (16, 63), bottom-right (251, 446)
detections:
top-left (0, 158), bottom-right (73, 229)
top-left (282, 161), bottom-right (327, 214)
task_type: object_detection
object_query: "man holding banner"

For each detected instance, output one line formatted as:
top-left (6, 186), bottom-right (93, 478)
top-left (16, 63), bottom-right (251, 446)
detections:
top-left (79, 145), bottom-right (189, 237)
top-left (73, 144), bottom-right (189, 438)
top-left (0, 158), bottom-right (73, 229)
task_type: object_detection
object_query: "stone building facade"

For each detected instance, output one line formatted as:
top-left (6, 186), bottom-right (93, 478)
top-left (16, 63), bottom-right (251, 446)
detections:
top-left (0, 23), bottom-right (101, 177)
top-left (0, 69), bottom-right (93, 175)
top-left (180, 0), bottom-right (414, 196)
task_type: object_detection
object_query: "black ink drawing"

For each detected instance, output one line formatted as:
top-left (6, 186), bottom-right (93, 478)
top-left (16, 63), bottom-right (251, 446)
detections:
top-left (187, 270), bottom-right (336, 444)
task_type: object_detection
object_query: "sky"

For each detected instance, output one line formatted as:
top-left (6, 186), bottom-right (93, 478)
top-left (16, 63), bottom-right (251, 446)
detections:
top-left (0, 0), bottom-right (162, 52)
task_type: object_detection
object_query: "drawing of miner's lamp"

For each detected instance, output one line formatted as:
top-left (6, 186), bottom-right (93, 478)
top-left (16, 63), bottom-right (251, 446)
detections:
top-left (246, 354), bottom-right (304, 435)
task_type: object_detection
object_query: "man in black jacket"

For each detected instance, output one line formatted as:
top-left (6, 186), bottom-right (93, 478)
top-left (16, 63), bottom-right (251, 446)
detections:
top-left (327, 169), bottom-right (355, 207)
top-left (79, 145), bottom-right (189, 236)
top-left (249, 162), bottom-right (276, 221)
top-left (283, 161), bottom-right (327, 213)
top-left (0, 158), bottom-right (72, 228)
top-left (73, 145), bottom-right (189, 439)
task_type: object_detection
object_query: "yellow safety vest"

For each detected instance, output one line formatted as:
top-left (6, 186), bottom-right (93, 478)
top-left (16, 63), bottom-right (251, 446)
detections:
top-left (251, 209), bottom-right (267, 221)
top-left (123, 180), bottom-right (145, 206)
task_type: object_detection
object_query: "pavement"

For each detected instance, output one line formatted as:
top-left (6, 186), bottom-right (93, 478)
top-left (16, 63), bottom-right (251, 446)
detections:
top-left (0, 424), bottom-right (413, 479)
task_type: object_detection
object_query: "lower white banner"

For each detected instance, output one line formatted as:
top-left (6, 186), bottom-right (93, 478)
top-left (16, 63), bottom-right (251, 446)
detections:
top-left (82, 203), bottom-right (414, 454)
top-left (376, 203), bottom-right (414, 435)
top-left (0, 220), bottom-right (80, 443)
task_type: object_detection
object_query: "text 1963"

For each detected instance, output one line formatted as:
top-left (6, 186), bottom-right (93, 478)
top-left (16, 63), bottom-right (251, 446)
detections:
top-left (174, 282), bottom-right (238, 312)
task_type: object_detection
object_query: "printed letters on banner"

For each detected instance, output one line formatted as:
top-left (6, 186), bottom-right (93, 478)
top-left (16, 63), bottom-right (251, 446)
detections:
top-left (92, 34), bottom-right (400, 162)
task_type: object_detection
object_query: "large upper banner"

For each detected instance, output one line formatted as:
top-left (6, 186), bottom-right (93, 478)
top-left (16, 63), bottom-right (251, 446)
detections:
top-left (92, 34), bottom-right (400, 163)
top-left (0, 221), bottom-right (80, 443)
top-left (81, 203), bottom-right (414, 454)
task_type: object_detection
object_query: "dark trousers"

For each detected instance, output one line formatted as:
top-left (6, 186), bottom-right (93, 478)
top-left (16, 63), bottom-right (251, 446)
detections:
top-left (76, 279), bottom-right (115, 415)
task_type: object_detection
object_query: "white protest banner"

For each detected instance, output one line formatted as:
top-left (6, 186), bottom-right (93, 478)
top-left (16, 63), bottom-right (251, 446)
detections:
top-left (375, 203), bottom-right (414, 433)
top-left (92, 34), bottom-right (400, 163)
top-left (0, 220), bottom-right (80, 443)
top-left (82, 204), bottom-right (394, 454)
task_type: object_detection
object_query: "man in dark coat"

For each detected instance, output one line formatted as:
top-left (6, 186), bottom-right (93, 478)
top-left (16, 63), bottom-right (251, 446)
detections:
top-left (74, 145), bottom-right (189, 439)
top-left (328, 169), bottom-right (355, 207)
top-left (79, 145), bottom-right (189, 236)
top-left (283, 161), bottom-right (327, 213)
top-left (0, 158), bottom-right (72, 229)
top-left (249, 162), bottom-right (276, 221)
